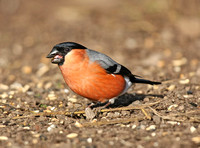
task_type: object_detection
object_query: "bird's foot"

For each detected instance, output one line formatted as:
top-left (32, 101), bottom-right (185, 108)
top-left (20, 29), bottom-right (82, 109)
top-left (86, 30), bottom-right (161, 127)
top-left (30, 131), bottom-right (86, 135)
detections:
top-left (85, 101), bottom-right (111, 120)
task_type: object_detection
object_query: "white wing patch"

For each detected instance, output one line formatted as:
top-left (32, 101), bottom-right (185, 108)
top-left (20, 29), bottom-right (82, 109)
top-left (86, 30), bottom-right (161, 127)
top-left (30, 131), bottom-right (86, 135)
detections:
top-left (114, 65), bottom-right (121, 73)
top-left (120, 76), bottom-right (132, 95)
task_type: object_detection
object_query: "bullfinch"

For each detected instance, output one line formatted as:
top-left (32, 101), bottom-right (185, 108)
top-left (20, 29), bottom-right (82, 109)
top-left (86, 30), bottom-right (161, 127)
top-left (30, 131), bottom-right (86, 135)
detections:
top-left (46, 42), bottom-right (161, 107)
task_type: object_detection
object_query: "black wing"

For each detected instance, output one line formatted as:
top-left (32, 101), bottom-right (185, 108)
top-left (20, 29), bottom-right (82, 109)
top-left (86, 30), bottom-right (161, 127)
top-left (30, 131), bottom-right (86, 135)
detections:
top-left (86, 49), bottom-right (132, 76)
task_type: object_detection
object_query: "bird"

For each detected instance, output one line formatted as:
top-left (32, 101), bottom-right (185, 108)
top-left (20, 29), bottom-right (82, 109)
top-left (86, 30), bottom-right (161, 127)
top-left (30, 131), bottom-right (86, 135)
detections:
top-left (46, 42), bottom-right (161, 108)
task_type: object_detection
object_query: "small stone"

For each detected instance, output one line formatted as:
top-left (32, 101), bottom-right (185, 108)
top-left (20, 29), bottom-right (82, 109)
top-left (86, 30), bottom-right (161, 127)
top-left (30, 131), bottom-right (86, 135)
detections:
top-left (131, 124), bottom-right (137, 129)
top-left (68, 98), bottom-right (77, 103)
top-left (183, 95), bottom-right (193, 98)
top-left (67, 102), bottom-right (73, 107)
top-left (50, 118), bottom-right (59, 122)
top-left (0, 125), bottom-right (6, 128)
top-left (44, 82), bottom-right (52, 89)
top-left (179, 79), bottom-right (190, 84)
top-left (50, 106), bottom-right (56, 111)
top-left (146, 125), bottom-right (156, 131)
top-left (1, 99), bottom-right (6, 103)
top-left (192, 136), bottom-right (200, 144)
top-left (140, 125), bottom-right (146, 130)
top-left (0, 136), bottom-right (8, 140)
top-left (10, 82), bottom-right (23, 90)
top-left (153, 142), bottom-right (159, 147)
top-left (47, 92), bottom-right (57, 100)
top-left (37, 82), bottom-right (43, 89)
top-left (167, 121), bottom-right (180, 125)
top-left (132, 100), bottom-right (141, 105)
top-left (9, 95), bottom-right (13, 99)
top-left (187, 90), bottom-right (193, 94)
top-left (23, 127), bottom-right (30, 130)
top-left (97, 130), bottom-right (103, 134)
top-left (172, 58), bottom-right (187, 66)
top-left (32, 110), bottom-right (40, 113)
top-left (176, 137), bottom-right (180, 141)
top-left (0, 93), bottom-right (8, 99)
top-left (63, 89), bottom-right (69, 94)
top-left (43, 109), bottom-right (51, 113)
top-left (22, 66), bottom-right (32, 74)
top-left (153, 85), bottom-right (159, 90)
top-left (120, 124), bottom-right (126, 127)
top-left (153, 115), bottom-right (161, 124)
top-left (151, 132), bottom-right (156, 137)
top-left (74, 104), bottom-right (81, 108)
top-left (190, 126), bottom-right (196, 133)
top-left (101, 117), bottom-right (108, 122)
top-left (107, 112), bottom-right (114, 118)
top-left (121, 111), bottom-right (130, 116)
top-left (136, 90), bottom-right (143, 94)
top-left (173, 66), bottom-right (181, 72)
top-left (168, 104), bottom-right (178, 111)
top-left (85, 107), bottom-right (95, 120)
top-left (47, 124), bottom-right (56, 132)
top-left (167, 85), bottom-right (176, 91)
top-left (24, 141), bottom-right (29, 145)
top-left (109, 141), bottom-right (114, 145)
top-left (74, 121), bottom-right (83, 128)
top-left (91, 119), bottom-right (97, 123)
top-left (9, 91), bottom-right (15, 95)
top-left (113, 112), bottom-right (120, 118)
top-left (157, 60), bottom-right (165, 68)
top-left (144, 97), bottom-right (149, 102)
top-left (32, 139), bottom-right (38, 144)
top-left (87, 138), bottom-right (92, 143)
top-left (0, 84), bottom-right (9, 90)
top-left (189, 102), bottom-right (198, 107)
top-left (33, 134), bottom-right (40, 138)
top-left (66, 133), bottom-right (78, 139)
top-left (178, 105), bottom-right (184, 111)
top-left (22, 85), bottom-right (30, 92)
top-left (137, 145), bottom-right (144, 148)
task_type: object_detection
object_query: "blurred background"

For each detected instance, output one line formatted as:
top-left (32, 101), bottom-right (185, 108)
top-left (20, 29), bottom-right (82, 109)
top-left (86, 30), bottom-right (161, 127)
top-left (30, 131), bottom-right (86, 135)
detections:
top-left (0, 1), bottom-right (200, 147)
top-left (0, 0), bottom-right (200, 84)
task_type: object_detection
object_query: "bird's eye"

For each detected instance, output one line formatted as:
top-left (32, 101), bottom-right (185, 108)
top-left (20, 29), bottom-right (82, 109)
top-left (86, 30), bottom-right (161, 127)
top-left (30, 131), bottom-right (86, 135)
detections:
top-left (64, 48), bottom-right (70, 53)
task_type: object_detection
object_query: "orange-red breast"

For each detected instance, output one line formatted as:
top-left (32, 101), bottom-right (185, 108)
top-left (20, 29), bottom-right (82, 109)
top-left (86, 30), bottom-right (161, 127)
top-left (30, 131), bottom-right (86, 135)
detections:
top-left (47, 42), bottom-right (161, 106)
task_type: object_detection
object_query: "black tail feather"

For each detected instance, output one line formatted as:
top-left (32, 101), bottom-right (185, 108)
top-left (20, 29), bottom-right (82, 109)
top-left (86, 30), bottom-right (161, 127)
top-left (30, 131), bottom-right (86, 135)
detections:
top-left (130, 77), bottom-right (161, 85)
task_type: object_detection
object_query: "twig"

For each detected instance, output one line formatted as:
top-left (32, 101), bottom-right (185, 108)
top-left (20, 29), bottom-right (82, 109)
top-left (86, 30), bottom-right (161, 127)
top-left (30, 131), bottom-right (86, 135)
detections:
top-left (148, 107), bottom-right (200, 123)
top-left (141, 108), bottom-right (151, 120)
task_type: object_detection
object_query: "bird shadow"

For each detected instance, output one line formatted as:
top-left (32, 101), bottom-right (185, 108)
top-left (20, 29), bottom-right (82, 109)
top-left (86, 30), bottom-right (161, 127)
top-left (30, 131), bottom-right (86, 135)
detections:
top-left (91, 93), bottom-right (164, 109)
top-left (110, 93), bottom-right (164, 108)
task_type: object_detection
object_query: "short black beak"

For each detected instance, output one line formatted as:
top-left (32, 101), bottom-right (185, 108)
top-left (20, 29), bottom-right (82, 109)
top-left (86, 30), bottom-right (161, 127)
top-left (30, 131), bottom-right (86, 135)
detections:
top-left (46, 53), bottom-right (54, 58)
top-left (46, 48), bottom-right (59, 58)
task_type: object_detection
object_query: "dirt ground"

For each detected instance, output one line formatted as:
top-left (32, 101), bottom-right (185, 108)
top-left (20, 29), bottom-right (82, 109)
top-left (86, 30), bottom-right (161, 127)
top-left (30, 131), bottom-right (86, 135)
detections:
top-left (0, 0), bottom-right (200, 148)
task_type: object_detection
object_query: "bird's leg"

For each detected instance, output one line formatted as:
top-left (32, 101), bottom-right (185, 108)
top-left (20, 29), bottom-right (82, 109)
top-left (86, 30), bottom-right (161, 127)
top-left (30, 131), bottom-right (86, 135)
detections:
top-left (91, 98), bottom-right (117, 115)
top-left (85, 98), bottom-right (116, 120)
top-left (85, 102), bottom-right (108, 120)
top-left (89, 101), bottom-right (109, 109)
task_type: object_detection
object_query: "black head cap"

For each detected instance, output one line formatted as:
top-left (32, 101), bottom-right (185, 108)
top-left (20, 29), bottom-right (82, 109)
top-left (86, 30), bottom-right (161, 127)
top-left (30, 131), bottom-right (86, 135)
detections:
top-left (47, 42), bottom-right (87, 58)
top-left (54, 42), bottom-right (87, 50)
top-left (46, 42), bottom-right (87, 65)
